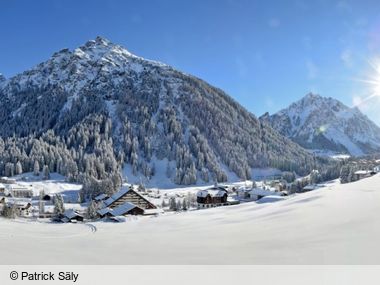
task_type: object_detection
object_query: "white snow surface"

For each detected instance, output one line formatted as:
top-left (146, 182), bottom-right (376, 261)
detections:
top-left (1, 174), bottom-right (380, 264)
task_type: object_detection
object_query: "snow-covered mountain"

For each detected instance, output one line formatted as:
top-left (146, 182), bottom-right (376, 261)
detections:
top-left (0, 37), bottom-right (317, 190)
top-left (260, 93), bottom-right (380, 156)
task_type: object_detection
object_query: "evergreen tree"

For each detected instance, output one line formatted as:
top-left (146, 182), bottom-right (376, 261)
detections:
top-left (169, 197), bottom-right (177, 211)
top-left (43, 165), bottom-right (50, 180)
top-left (86, 200), bottom-right (98, 220)
top-left (2, 204), bottom-right (17, 219)
top-left (182, 198), bottom-right (188, 211)
top-left (33, 160), bottom-right (40, 176)
top-left (54, 194), bottom-right (65, 217)
top-left (15, 161), bottom-right (23, 175)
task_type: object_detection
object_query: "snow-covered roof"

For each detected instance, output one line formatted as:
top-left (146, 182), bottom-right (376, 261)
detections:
top-left (303, 185), bottom-right (317, 191)
top-left (256, 195), bottom-right (286, 204)
top-left (104, 187), bottom-right (131, 206)
top-left (104, 186), bottom-right (154, 208)
top-left (5, 184), bottom-right (33, 191)
top-left (63, 209), bottom-right (83, 219)
top-left (97, 207), bottom-right (111, 216)
top-left (94, 193), bottom-right (108, 201)
top-left (98, 201), bottom-right (143, 217)
top-left (354, 170), bottom-right (372, 175)
top-left (236, 187), bottom-right (251, 193)
top-left (197, 187), bottom-right (228, 198)
top-left (248, 188), bottom-right (274, 196)
top-left (109, 202), bottom-right (142, 216)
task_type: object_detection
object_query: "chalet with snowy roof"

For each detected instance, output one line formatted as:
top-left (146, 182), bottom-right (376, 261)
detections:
top-left (61, 209), bottom-right (84, 223)
top-left (0, 198), bottom-right (33, 217)
top-left (374, 165), bottom-right (380, 173)
top-left (103, 186), bottom-right (156, 210)
top-left (236, 187), bottom-right (252, 199)
top-left (197, 186), bottom-right (228, 208)
top-left (354, 170), bottom-right (373, 180)
top-left (98, 202), bottom-right (144, 218)
top-left (14, 202), bottom-right (32, 217)
top-left (248, 188), bottom-right (276, 201)
top-left (5, 184), bottom-right (34, 198)
top-left (0, 177), bottom-right (16, 184)
top-left (301, 185), bottom-right (319, 193)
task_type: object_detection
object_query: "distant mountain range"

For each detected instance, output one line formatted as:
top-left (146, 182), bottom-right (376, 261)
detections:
top-left (260, 93), bottom-right (380, 156)
top-left (0, 36), bottom-right (317, 187)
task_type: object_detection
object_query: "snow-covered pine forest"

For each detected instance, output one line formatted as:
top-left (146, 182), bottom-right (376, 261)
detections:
top-left (0, 37), bottom-right (337, 200)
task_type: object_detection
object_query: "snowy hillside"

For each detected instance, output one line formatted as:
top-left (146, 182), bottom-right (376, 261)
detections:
top-left (260, 93), bottom-right (380, 156)
top-left (0, 37), bottom-right (318, 191)
top-left (1, 173), bottom-right (380, 264)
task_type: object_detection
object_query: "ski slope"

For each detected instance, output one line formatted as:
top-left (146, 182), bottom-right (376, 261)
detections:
top-left (1, 174), bottom-right (380, 264)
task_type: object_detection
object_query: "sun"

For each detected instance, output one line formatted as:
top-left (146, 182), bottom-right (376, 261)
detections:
top-left (364, 58), bottom-right (380, 97)
top-left (351, 58), bottom-right (380, 109)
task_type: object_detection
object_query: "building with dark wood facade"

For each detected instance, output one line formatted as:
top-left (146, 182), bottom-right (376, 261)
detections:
top-left (103, 186), bottom-right (157, 210)
top-left (197, 186), bottom-right (229, 208)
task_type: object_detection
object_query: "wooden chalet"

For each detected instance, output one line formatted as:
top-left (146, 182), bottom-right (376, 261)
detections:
top-left (354, 170), bottom-right (373, 181)
top-left (5, 184), bottom-right (34, 198)
top-left (61, 209), bottom-right (84, 223)
top-left (15, 202), bottom-right (32, 217)
top-left (248, 188), bottom-right (276, 200)
top-left (103, 186), bottom-right (157, 210)
top-left (0, 177), bottom-right (16, 184)
top-left (0, 198), bottom-right (33, 217)
top-left (0, 183), bottom-right (5, 194)
top-left (197, 186), bottom-right (228, 208)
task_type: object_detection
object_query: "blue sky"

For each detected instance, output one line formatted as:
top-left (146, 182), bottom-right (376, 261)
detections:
top-left (1, 0), bottom-right (380, 124)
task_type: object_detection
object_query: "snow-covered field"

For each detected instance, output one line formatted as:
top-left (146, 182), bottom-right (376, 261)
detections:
top-left (14, 172), bottom-right (82, 198)
top-left (1, 174), bottom-right (380, 264)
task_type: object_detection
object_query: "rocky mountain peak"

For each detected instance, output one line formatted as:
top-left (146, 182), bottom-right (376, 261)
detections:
top-left (262, 93), bottom-right (380, 156)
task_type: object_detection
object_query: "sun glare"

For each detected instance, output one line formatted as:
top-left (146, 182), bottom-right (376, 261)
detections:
top-left (366, 58), bottom-right (380, 97)
top-left (351, 57), bottom-right (380, 110)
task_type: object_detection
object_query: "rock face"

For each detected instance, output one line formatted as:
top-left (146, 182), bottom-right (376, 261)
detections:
top-left (260, 93), bottom-right (380, 156)
top-left (0, 37), bottom-right (316, 185)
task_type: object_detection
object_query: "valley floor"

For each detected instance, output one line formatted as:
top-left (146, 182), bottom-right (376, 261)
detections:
top-left (1, 174), bottom-right (380, 264)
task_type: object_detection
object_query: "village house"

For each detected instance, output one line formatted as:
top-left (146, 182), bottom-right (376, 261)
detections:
top-left (61, 209), bottom-right (84, 223)
top-left (354, 170), bottom-right (374, 181)
top-left (236, 187), bottom-right (251, 199)
top-left (0, 183), bottom-right (5, 195)
top-left (103, 186), bottom-right (157, 210)
top-left (0, 198), bottom-right (33, 217)
top-left (0, 197), bottom-right (6, 211)
top-left (98, 202), bottom-right (145, 218)
top-left (14, 202), bottom-right (33, 217)
top-left (97, 186), bottom-right (157, 217)
top-left (197, 186), bottom-right (229, 208)
top-left (374, 165), bottom-right (380, 173)
top-left (5, 184), bottom-right (34, 198)
top-left (301, 184), bottom-right (319, 193)
top-left (0, 177), bottom-right (16, 184)
top-left (248, 188), bottom-right (277, 201)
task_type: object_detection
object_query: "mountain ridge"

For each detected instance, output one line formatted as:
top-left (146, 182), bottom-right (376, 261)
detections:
top-left (260, 92), bottom-right (380, 156)
top-left (0, 37), bottom-right (323, 194)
